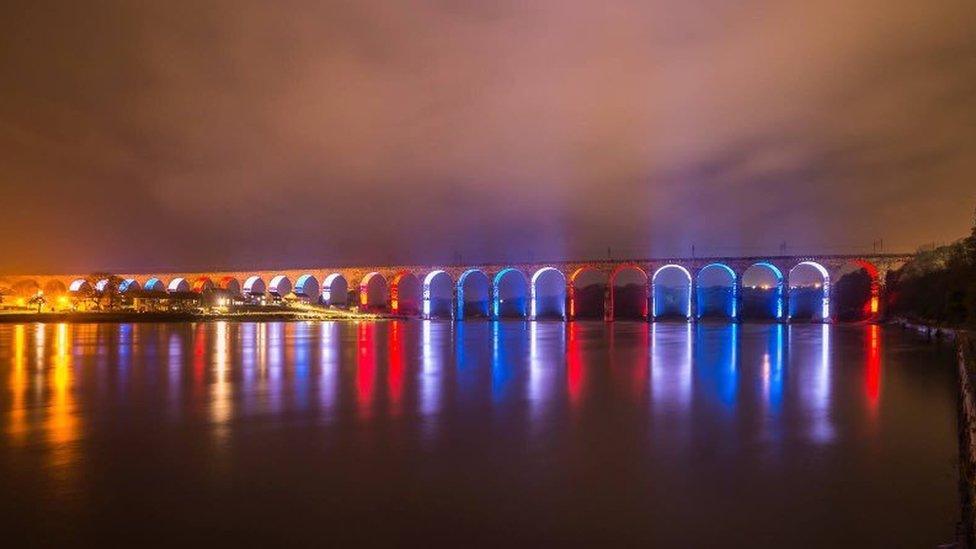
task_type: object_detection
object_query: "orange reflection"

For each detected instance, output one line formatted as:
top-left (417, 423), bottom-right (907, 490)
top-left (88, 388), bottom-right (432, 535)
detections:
top-left (47, 323), bottom-right (78, 470)
top-left (8, 325), bottom-right (27, 441)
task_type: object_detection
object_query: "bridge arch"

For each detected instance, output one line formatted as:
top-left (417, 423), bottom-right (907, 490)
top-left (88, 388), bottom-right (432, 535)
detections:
top-left (530, 267), bottom-right (567, 320)
top-left (609, 265), bottom-right (648, 320)
top-left (10, 279), bottom-right (39, 298)
top-left (568, 267), bottom-right (608, 320)
top-left (268, 275), bottom-right (292, 298)
top-left (243, 276), bottom-right (266, 298)
top-left (457, 269), bottom-right (490, 320)
top-left (95, 278), bottom-right (116, 294)
top-left (696, 263), bottom-right (737, 319)
top-left (167, 278), bottom-right (191, 294)
top-left (493, 268), bottom-right (529, 319)
top-left (119, 278), bottom-right (141, 294)
top-left (390, 271), bottom-right (421, 315)
top-left (218, 276), bottom-right (241, 296)
top-left (192, 277), bottom-right (215, 294)
top-left (652, 264), bottom-right (692, 320)
top-left (294, 274), bottom-right (320, 301)
top-left (143, 278), bottom-right (166, 294)
top-left (422, 270), bottom-right (453, 319)
top-left (741, 263), bottom-right (784, 320)
top-left (788, 261), bottom-right (830, 321)
top-left (69, 278), bottom-right (93, 296)
top-left (43, 280), bottom-right (68, 298)
top-left (322, 273), bottom-right (348, 306)
top-left (359, 272), bottom-right (389, 311)
top-left (832, 259), bottom-right (882, 320)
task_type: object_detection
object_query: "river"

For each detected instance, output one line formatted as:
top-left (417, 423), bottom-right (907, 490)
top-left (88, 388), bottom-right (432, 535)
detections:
top-left (0, 321), bottom-right (960, 546)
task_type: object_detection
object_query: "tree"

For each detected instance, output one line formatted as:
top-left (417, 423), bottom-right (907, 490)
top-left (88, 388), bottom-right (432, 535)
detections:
top-left (833, 269), bottom-right (873, 321)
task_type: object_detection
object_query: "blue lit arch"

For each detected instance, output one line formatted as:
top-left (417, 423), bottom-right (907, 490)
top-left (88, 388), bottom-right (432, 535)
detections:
top-left (696, 263), bottom-right (737, 319)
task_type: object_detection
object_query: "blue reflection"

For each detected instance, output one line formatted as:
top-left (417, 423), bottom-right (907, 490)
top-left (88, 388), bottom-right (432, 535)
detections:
top-left (491, 322), bottom-right (516, 402)
top-left (293, 323), bottom-right (312, 410)
top-left (692, 323), bottom-right (738, 407)
top-left (766, 324), bottom-right (785, 412)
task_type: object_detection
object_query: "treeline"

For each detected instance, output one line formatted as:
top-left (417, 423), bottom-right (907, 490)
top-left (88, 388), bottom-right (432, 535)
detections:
top-left (887, 217), bottom-right (976, 326)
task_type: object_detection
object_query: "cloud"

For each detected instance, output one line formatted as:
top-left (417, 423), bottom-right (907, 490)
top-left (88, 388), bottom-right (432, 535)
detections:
top-left (0, 0), bottom-right (974, 272)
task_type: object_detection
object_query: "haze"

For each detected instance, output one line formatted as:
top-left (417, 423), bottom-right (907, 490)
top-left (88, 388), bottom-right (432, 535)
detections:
top-left (2, 0), bottom-right (974, 274)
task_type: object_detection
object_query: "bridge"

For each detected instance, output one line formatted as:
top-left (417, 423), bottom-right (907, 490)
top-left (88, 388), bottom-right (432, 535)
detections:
top-left (1, 253), bottom-right (913, 322)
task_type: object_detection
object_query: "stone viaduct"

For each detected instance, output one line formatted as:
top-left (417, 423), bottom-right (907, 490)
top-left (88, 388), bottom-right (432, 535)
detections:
top-left (0, 253), bottom-right (913, 322)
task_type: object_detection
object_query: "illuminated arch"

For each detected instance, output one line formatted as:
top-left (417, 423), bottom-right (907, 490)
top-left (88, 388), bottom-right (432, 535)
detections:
top-left (359, 272), bottom-right (388, 310)
top-left (143, 278), bottom-right (166, 294)
top-left (268, 275), bottom-right (292, 297)
top-left (167, 278), bottom-right (190, 293)
top-left (294, 274), bottom-right (320, 300)
top-left (609, 264), bottom-right (649, 320)
top-left (652, 264), bottom-right (692, 319)
top-left (696, 263), bottom-right (737, 319)
top-left (492, 268), bottom-right (529, 319)
top-left (456, 269), bottom-right (490, 319)
top-left (530, 267), bottom-right (567, 320)
top-left (788, 261), bottom-right (830, 320)
top-left (389, 271), bottom-right (421, 315)
top-left (69, 278), bottom-right (92, 294)
top-left (568, 267), bottom-right (608, 319)
top-left (243, 276), bottom-right (266, 296)
top-left (852, 259), bottom-right (882, 317)
top-left (95, 278), bottom-right (115, 294)
top-left (119, 279), bottom-right (141, 294)
top-left (218, 276), bottom-right (241, 296)
top-left (192, 277), bottom-right (215, 293)
top-left (43, 279), bottom-right (68, 297)
top-left (10, 279), bottom-right (39, 297)
top-left (321, 273), bottom-right (348, 306)
top-left (743, 262), bottom-right (785, 319)
top-left (422, 270), bottom-right (453, 318)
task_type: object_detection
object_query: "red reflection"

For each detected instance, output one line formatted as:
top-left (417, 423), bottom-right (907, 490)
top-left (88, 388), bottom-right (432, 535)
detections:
top-left (567, 323), bottom-right (583, 407)
top-left (387, 322), bottom-right (404, 415)
top-left (865, 325), bottom-right (881, 413)
top-left (357, 323), bottom-right (376, 418)
top-left (193, 323), bottom-right (206, 386)
top-left (631, 324), bottom-right (649, 400)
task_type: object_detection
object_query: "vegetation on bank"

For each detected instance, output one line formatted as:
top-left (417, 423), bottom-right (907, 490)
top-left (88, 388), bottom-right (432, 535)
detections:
top-left (887, 212), bottom-right (976, 326)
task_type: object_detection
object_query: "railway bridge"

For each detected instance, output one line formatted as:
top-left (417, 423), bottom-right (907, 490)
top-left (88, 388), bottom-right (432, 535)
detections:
top-left (1, 253), bottom-right (913, 322)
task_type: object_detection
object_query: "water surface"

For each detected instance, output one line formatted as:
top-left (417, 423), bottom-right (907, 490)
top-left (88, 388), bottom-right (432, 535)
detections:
top-left (0, 321), bottom-right (959, 546)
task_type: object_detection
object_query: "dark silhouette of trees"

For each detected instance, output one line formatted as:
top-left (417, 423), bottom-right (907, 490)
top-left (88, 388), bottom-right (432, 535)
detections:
top-left (833, 269), bottom-right (873, 321)
top-left (887, 209), bottom-right (976, 325)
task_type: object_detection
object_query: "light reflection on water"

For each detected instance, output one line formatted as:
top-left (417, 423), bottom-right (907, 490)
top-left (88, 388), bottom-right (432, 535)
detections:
top-left (0, 321), bottom-right (958, 546)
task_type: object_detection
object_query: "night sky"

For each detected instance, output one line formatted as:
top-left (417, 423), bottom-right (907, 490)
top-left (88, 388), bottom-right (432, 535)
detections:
top-left (2, 1), bottom-right (974, 274)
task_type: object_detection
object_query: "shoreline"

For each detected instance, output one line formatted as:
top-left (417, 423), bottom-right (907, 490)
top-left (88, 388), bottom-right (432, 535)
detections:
top-left (0, 309), bottom-right (399, 324)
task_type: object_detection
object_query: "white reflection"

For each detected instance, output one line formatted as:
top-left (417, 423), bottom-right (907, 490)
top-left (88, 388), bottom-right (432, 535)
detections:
top-left (651, 323), bottom-right (693, 413)
top-left (528, 322), bottom-right (560, 430)
top-left (318, 322), bottom-right (339, 413)
top-left (419, 321), bottom-right (443, 445)
top-left (813, 323), bottom-right (833, 442)
top-left (804, 324), bottom-right (834, 443)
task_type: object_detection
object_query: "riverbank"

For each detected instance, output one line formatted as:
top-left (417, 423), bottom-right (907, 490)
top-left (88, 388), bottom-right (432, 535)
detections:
top-left (0, 306), bottom-right (394, 324)
top-left (956, 332), bottom-right (976, 547)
